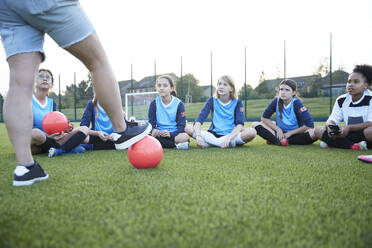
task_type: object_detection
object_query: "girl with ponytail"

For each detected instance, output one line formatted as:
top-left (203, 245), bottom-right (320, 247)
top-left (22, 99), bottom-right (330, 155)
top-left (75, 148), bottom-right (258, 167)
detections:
top-left (252, 79), bottom-right (316, 146)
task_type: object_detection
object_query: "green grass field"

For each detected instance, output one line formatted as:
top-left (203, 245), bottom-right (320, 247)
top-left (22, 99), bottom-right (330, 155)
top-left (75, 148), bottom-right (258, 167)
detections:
top-left (0, 123), bottom-right (371, 248)
top-left (59, 97), bottom-right (336, 121)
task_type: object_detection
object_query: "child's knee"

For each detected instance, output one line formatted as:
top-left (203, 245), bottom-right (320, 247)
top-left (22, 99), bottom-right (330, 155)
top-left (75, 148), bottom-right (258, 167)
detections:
top-left (251, 121), bottom-right (261, 128)
top-left (242, 128), bottom-right (256, 141)
top-left (175, 133), bottom-right (190, 143)
top-left (306, 129), bottom-right (316, 140)
top-left (184, 125), bottom-right (194, 135)
top-left (314, 127), bottom-right (326, 139)
top-left (31, 129), bottom-right (46, 145)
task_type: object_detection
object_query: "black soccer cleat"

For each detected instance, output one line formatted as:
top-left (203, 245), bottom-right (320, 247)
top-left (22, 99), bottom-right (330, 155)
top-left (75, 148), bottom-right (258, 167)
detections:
top-left (112, 122), bottom-right (152, 150)
top-left (13, 161), bottom-right (49, 187)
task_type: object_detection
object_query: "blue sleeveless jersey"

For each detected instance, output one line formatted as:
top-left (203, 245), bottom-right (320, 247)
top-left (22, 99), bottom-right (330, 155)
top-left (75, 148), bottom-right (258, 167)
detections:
top-left (276, 97), bottom-right (299, 132)
top-left (94, 103), bottom-right (114, 134)
top-left (155, 96), bottom-right (181, 133)
top-left (212, 98), bottom-right (238, 135)
top-left (32, 95), bottom-right (55, 132)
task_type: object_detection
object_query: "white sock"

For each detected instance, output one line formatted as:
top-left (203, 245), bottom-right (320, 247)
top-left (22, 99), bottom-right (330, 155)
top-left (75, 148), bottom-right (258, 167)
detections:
top-left (14, 166), bottom-right (30, 176)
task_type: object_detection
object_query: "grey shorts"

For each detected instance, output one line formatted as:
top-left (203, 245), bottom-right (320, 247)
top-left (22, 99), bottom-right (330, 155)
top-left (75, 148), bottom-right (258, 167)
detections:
top-left (0, 0), bottom-right (95, 61)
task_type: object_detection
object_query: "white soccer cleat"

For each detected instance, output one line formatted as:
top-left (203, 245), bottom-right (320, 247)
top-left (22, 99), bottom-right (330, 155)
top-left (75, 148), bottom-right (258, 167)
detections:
top-left (320, 141), bottom-right (329, 149)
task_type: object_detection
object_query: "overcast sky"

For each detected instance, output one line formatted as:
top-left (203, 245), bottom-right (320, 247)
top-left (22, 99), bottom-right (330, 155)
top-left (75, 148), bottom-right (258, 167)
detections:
top-left (1, 0), bottom-right (372, 95)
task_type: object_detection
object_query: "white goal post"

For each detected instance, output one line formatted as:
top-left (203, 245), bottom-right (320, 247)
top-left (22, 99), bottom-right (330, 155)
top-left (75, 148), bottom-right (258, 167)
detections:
top-left (125, 91), bottom-right (158, 121)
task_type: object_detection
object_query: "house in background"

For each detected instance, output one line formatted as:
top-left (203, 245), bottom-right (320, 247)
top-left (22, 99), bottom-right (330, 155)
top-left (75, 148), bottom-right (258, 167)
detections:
top-left (255, 70), bottom-right (350, 98)
top-left (201, 85), bottom-right (216, 98)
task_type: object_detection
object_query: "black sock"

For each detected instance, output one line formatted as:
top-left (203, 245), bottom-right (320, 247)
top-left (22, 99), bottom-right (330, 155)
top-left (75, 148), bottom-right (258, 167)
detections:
top-left (321, 130), bottom-right (353, 149)
top-left (40, 137), bottom-right (60, 151)
top-left (288, 132), bottom-right (315, 145)
top-left (254, 125), bottom-right (281, 145)
top-left (60, 131), bottom-right (87, 152)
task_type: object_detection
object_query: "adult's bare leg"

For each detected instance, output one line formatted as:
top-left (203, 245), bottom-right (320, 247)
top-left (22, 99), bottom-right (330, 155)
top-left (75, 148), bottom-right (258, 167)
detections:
top-left (64, 33), bottom-right (126, 132)
top-left (4, 52), bottom-right (41, 165)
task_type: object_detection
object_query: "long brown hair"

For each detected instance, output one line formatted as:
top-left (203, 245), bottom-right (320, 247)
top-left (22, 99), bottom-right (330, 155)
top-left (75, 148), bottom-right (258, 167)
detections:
top-left (277, 79), bottom-right (298, 119)
top-left (156, 75), bottom-right (176, 97)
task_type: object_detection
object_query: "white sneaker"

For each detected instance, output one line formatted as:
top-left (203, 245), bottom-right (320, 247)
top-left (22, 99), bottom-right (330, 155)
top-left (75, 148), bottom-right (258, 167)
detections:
top-left (320, 141), bottom-right (329, 149)
top-left (359, 141), bottom-right (368, 151)
top-left (48, 148), bottom-right (57, 157)
top-left (351, 141), bottom-right (368, 150)
top-left (175, 142), bottom-right (190, 150)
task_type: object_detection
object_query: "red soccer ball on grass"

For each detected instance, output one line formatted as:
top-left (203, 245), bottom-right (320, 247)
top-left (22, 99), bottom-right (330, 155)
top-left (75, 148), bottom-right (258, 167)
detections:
top-left (42, 111), bottom-right (69, 135)
top-left (128, 135), bottom-right (163, 169)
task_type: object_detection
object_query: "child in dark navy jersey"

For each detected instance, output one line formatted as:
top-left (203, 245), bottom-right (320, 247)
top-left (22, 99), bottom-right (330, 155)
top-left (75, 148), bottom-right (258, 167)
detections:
top-left (314, 64), bottom-right (372, 150)
top-left (252, 79), bottom-right (316, 146)
top-left (185, 75), bottom-right (256, 148)
top-left (31, 69), bottom-right (87, 156)
top-left (148, 75), bottom-right (190, 149)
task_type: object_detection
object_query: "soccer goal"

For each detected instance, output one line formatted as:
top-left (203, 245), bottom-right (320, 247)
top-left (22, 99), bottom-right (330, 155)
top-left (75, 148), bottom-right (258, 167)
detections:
top-left (125, 91), bottom-right (158, 121)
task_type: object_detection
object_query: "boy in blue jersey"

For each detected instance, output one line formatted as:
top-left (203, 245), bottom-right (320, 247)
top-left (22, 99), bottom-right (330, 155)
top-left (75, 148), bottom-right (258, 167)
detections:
top-left (315, 64), bottom-right (372, 150)
top-left (31, 69), bottom-right (87, 158)
top-left (185, 75), bottom-right (256, 148)
top-left (148, 76), bottom-right (190, 149)
top-left (0, 1), bottom-right (150, 186)
top-left (252, 79), bottom-right (316, 146)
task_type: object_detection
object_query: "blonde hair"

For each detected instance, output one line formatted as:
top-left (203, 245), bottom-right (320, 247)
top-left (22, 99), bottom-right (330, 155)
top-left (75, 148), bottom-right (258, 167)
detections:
top-left (216, 75), bottom-right (236, 99)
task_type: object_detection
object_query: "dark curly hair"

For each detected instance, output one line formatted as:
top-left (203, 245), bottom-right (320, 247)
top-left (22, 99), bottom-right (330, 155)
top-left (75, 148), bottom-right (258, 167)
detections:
top-left (352, 64), bottom-right (372, 86)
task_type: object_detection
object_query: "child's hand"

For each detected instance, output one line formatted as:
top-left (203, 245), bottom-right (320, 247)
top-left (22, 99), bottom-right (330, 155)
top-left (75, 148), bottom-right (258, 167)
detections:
top-left (275, 128), bottom-right (284, 140)
top-left (160, 130), bottom-right (170, 138)
top-left (66, 121), bottom-right (74, 133)
top-left (97, 131), bottom-right (110, 141)
top-left (151, 129), bottom-right (160, 137)
top-left (196, 135), bottom-right (206, 148)
top-left (48, 132), bottom-right (65, 141)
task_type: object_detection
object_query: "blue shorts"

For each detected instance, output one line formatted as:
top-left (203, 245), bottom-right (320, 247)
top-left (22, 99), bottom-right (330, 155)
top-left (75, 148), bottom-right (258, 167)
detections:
top-left (0, 0), bottom-right (95, 61)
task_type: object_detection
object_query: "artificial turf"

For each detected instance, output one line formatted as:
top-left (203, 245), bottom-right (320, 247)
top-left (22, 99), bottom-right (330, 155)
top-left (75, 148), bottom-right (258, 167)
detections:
top-left (0, 123), bottom-right (371, 248)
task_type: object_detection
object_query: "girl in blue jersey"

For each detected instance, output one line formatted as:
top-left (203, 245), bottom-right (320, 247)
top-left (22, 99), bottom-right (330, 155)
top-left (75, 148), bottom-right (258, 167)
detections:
top-left (252, 79), bottom-right (316, 146)
top-left (80, 95), bottom-right (116, 150)
top-left (31, 69), bottom-right (88, 156)
top-left (185, 75), bottom-right (256, 148)
top-left (148, 75), bottom-right (190, 149)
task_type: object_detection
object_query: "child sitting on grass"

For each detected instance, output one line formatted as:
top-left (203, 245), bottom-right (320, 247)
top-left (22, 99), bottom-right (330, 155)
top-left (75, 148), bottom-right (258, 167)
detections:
top-left (252, 79), bottom-right (316, 146)
top-left (314, 64), bottom-right (372, 150)
top-left (148, 75), bottom-right (190, 149)
top-left (185, 75), bottom-right (256, 148)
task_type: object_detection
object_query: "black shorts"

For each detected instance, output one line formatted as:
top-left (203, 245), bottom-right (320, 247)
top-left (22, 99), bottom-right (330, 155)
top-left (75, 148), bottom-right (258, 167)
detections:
top-left (155, 136), bottom-right (176, 149)
top-left (88, 136), bottom-right (115, 150)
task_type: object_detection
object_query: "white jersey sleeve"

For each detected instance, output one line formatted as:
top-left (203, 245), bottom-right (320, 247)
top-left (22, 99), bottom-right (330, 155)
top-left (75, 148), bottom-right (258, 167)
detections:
top-left (328, 97), bottom-right (344, 125)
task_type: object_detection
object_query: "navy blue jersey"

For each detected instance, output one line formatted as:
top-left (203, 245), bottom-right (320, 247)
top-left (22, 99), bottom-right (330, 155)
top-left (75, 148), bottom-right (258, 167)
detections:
top-left (262, 97), bottom-right (314, 131)
top-left (32, 95), bottom-right (56, 132)
top-left (148, 96), bottom-right (186, 138)
top-left (80, 101), bottom-right (114, 134)
top-left (195, 97), bottom-right (244, 136)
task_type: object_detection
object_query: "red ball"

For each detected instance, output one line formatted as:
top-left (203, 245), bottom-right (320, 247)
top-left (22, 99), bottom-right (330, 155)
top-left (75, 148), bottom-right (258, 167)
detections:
top-left (42, 111), bottom-right (69, 135)
top-left (128, 136), bottom-right (163, 169)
